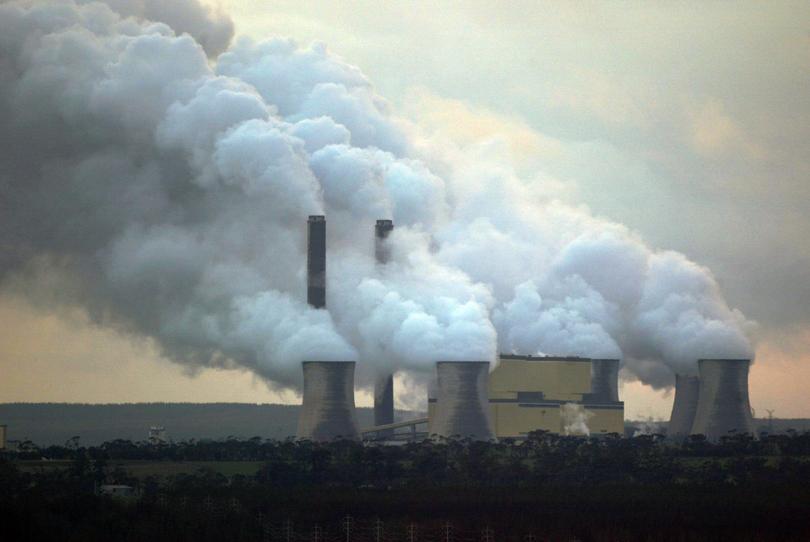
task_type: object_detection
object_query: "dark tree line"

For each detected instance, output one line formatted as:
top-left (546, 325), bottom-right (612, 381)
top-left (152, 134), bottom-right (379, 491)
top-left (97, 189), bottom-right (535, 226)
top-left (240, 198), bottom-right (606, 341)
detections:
top-left (2, 431), bottom-right (810, 541)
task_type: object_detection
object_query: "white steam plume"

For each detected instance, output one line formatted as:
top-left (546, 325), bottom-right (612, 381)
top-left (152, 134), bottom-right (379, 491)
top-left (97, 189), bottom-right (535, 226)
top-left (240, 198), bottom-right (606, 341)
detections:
top-left (0, 0), bottom-right (754, 395)
top-left (561, 403), bottom-right (593, 436)
top-left (78, 0), bottom-right (235, 56)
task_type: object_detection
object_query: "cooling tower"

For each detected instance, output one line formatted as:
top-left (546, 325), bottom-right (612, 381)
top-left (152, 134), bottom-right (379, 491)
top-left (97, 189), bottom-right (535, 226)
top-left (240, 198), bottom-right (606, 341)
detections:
top-left (431, 361), bottom-right (495, 441)
top-left (307, 215), bottom-right (326, 308)
top-left (373, 219), bottom-right (395, 437)
top-left (297, 361), bottom-right (360, 441)
top-left (590, 359), bottom-right (620, 402)
top-left (690, 359), bottom-right (755, 441)
top-left (667, 374), bottom-right (700, 439)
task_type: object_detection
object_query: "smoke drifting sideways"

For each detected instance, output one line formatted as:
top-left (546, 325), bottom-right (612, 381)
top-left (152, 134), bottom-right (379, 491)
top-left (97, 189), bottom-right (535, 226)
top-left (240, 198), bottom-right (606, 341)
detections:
top-left (0, 0), bottom-right (754, 394)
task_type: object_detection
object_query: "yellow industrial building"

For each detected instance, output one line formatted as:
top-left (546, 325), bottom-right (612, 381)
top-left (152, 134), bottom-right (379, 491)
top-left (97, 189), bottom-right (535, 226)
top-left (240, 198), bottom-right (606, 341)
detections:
top-left (429, 355), bottom-right (624, 438)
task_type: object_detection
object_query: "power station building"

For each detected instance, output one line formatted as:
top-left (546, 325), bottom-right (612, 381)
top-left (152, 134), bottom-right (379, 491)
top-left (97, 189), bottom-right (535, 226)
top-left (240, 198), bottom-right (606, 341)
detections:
top-left (296, 215), bottom-right (757, 443)
top-left (428, 354), bottom-right (625, 439)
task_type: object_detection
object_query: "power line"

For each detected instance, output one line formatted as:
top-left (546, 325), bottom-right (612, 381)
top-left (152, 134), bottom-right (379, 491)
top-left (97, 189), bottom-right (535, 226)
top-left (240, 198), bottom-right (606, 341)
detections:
top-left (343, 515), bottom-right (353, 542)
top-left (374, 518), bottom-right (383, 542)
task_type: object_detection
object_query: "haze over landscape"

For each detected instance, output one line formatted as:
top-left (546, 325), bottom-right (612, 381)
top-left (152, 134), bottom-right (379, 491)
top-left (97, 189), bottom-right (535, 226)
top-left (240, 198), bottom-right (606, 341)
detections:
top-left (1, 0), bottom-right (809, 420)
top-left (3, 4), bottom-right (810, 541)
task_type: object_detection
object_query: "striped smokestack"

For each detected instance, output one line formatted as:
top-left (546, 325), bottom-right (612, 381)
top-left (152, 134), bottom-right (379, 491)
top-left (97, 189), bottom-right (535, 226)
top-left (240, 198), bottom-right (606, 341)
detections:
top-left (374, 219), bottom-right (395, 436)
top-left (307, 215), bottom-right (326, 308)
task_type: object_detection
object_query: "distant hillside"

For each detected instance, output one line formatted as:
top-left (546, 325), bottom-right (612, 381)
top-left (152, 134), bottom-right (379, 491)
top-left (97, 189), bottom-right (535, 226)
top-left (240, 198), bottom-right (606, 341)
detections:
top-left (753, 418), bottom-right (810, 434)
top-left (0, 403), bottom-right (424, 446)
top-left (3, 404), bottom-right (805, 446)
top-left (625, 418), bottom-right (810, 437)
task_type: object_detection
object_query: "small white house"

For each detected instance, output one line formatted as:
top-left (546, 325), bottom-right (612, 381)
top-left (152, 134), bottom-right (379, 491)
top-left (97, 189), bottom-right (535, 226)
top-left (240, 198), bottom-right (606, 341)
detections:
top-left (148, 426), bottom-right (168, 444)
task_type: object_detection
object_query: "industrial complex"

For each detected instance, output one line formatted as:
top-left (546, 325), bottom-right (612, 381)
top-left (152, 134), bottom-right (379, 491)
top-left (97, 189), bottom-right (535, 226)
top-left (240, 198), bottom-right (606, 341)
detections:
top-left (0, 215), bottom-right (761, 446)
top-left (669, 358), bottom-right (755, 441)
top-left (426, 355), bottom-right (624, 439)
top-left (294, 215), bottom-right (756, 443)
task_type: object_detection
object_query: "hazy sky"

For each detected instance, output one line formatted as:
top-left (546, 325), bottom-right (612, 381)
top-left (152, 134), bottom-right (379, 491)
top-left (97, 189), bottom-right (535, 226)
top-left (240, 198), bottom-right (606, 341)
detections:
top-left (1, 1), bottom-right (809, 419)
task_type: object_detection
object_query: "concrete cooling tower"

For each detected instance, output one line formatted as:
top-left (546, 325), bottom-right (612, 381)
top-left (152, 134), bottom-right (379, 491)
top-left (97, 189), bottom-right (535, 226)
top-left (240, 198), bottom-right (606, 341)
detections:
top-left (307, 215), bottom-right (326, 309)
top-left (667, 374), bottom-right (700, 440)
top-left (590, 359), bottom-right (620, 402)
top-left (373, 219), bottom-right (395, 437)
top-left (297, 361), bottom-right (360, 442)
top-left (431, 361), bottom-right (495, 441)
top-left (690, 359), bottom-right (755, 441)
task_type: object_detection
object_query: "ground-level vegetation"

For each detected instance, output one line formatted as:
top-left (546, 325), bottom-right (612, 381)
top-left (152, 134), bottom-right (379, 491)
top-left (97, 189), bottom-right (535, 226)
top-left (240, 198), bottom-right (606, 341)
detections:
top-left (2, 431), bottom-right (809, 541)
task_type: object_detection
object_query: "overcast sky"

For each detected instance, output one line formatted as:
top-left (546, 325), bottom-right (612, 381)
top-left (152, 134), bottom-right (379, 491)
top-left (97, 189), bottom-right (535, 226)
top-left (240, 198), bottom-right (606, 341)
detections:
top-left (220, 1), bottom-right (810, 328)
top-left (1, 1), bottom-right (808, 419)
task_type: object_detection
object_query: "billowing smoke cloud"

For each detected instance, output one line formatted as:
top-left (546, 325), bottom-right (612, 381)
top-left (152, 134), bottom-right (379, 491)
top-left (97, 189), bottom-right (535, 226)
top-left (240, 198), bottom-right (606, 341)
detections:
top-left (0, 0), bottom-right (753, 394)
top-left (632, 418), bottom-right (665, 437)
top-left (78, 0), bottom-right (234, 56)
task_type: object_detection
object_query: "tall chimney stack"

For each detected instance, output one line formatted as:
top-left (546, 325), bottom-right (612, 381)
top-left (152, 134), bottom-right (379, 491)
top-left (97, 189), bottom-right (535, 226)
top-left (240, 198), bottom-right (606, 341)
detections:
top-left (375, 219), bottom-right (394, 264)
top-left (431, 361), bottom-right (495, 441)
top-left (690, 359), bottom-right (755, 441)
top-left (668, 374), bottom-right (700, 440)
top-left (373, 375), bottom-right (394, 437)
top-left (307, 215), bottom-right (326, 309)
top-left (297, 361), bottom-right (360, 441)
top-left (373, 219), bottom-right (395, 437)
